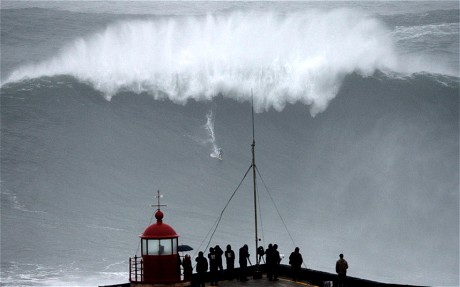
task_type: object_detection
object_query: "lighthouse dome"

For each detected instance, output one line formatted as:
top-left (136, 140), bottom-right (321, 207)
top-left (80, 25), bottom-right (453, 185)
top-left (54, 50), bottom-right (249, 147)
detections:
top-left (141, 210), bottom-right (179, 239)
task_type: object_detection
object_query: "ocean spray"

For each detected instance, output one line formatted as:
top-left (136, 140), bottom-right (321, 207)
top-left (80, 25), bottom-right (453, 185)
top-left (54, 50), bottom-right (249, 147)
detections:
top-left (4, 9), bottom-right (401, 116)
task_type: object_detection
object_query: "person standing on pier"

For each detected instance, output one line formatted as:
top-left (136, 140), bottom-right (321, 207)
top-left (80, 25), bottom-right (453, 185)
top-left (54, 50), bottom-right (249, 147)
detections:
top-left (208, 247), bottom-right (219, 286)
top-left (225, 244), bottom-right (235, 280)
top-left (265, 244), bottom-right (274, 280)
top-left (272, 244), bottom-right (281, 281)
top-left (215, 245), bottom-right (224, 272)
top-left (195, 251), bottom-right (208, 287)
top-left (336, 253), bottom-right (349, 287)
top-left (183, 254), bottom-right (192, 282)
top-left (239, 244), bottom-right (250, 281)
top-left (289, 247), bottom-right (303, 281)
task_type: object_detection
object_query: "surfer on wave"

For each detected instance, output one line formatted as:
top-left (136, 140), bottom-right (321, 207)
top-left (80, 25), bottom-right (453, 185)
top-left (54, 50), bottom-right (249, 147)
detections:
top-left (218, 148), bottom-right (223, 160)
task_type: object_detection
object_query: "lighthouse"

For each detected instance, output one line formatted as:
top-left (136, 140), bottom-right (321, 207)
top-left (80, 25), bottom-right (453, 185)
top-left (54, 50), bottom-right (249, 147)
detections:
top-left (130, 191), bottom-right (190, 287)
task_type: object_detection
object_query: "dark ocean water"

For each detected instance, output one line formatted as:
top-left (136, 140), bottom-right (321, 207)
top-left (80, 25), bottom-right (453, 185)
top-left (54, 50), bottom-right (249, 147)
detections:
top-left (1, 2), bottom-right (459, 286)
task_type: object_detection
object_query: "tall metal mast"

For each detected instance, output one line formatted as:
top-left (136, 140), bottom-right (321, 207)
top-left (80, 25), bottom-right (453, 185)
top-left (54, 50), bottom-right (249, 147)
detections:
top-left (251, 91), bottom-right (261, 277)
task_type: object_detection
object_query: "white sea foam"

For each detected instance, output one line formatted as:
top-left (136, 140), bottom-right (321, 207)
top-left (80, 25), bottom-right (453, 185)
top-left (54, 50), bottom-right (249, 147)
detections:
top-left (5, 9), bottom-right (404, 115)
top-left (393, 23), bottom-right (458, 40)
top-left (1, 261), bottom-right (127, 287)
top-left (1, 190), bottom-right (46, 214)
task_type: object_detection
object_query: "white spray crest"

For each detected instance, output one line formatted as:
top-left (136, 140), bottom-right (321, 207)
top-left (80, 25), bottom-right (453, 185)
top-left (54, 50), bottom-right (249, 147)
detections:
top-left (5, 9), bottom-right (399, 116)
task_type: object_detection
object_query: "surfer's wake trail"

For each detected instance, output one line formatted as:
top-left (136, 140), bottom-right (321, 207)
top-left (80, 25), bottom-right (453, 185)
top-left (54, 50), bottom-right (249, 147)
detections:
top-left (205, 110), bottom-right (221, 160)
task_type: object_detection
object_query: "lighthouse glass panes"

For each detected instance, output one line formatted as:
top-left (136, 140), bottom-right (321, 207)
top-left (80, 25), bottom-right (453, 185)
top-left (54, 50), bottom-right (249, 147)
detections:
top-left (141, 238), bottom-right (178, 255)
top-left (172, 238), bottom-right (177, 254)
top-left (142, 239), bottom-right (147, 255)
top-left (147, 240), bottom-right (159, 255)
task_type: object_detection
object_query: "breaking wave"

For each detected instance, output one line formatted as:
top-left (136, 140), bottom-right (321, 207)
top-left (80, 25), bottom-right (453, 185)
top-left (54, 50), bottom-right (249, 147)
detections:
top-left (3, 9), bottom-right (443, 115)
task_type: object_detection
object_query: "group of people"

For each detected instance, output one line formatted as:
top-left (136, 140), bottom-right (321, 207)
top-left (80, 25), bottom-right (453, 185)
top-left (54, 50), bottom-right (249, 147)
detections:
top-left (194, 244), bottom-right (234, 286)
top-left (261, 243), bottom-right (281, 281)
top-left (194, 244), bottom-right (248, 286)
top-left (192, 243), bottom-right (348, 286)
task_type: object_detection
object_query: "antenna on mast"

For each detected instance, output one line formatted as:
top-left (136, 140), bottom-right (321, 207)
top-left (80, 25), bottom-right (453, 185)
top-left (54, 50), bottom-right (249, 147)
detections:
top-left (252, 90), bottom-right (255, 143)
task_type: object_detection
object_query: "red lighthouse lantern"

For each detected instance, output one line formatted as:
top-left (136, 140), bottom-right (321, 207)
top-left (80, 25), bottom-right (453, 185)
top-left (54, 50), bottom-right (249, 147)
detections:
top-left (130, 191), bottom-right (190, 287)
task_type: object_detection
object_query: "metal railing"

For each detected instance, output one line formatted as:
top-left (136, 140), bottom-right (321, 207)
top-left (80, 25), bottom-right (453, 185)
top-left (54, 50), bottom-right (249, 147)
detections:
top-left (129, 256), bottom-right (143, 283)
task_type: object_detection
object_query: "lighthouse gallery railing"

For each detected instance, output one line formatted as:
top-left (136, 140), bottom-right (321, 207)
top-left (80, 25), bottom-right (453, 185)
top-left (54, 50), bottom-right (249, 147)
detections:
top-left (129, 256), bottom-right (143, 282)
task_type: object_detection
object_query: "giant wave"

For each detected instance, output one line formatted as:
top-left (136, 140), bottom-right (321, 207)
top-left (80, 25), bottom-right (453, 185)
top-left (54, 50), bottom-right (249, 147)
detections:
top-left (1, 4), bottom-right (459, 287)
top-left (3, 9), bottom-right (406, 116)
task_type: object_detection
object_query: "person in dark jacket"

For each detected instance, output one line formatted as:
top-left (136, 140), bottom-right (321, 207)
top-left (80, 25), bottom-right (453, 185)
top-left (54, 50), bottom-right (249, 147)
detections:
top-left (215, 245), bottom-right (224, 272)
top-left (183, 254), bottom-right (192, 282)
top-left (225, 244), bottom-right (235, 280)
top-left (289, 247), bottom-right (303, 281)
top-left (265, 244), bottom-right (274, 280)
top-left (336, 253), bottom-right (348, 287)
top-left (272, 244), bottom-right (281, 281)
top-left (239, 244), bottom-right (250, 281)
top-left (195, 251), bottom-right (208, 287)
top-left (208, 247), bottom-right (219, 286)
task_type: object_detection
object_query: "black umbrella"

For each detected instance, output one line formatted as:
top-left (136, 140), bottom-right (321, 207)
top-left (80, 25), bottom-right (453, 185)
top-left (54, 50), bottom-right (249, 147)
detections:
top-left (178, 245), bottom-right (193, 252)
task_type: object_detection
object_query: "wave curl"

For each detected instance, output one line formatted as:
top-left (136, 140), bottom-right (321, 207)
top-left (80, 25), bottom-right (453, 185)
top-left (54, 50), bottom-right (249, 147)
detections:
top-left (5, 9), bottom-right (404, 115)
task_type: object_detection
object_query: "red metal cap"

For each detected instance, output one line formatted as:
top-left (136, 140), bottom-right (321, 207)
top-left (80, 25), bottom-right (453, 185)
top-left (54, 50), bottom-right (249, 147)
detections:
top-left (155, 210), bottom-right (164, 222)
top-left (140, 210), bottom-right (179, 239)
